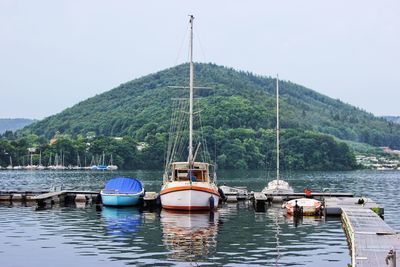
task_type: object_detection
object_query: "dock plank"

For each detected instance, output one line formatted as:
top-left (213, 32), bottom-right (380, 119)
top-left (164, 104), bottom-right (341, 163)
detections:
top-left (31, 191), bottom-right (67, 200)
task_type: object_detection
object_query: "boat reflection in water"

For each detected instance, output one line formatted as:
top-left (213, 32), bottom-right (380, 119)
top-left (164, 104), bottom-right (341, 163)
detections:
top-left (284, 213), bottom-right (324, 228)
top-left (160, 210), bottom-right (219, 261)
top-left (101, 206), bottom-right (141, 237)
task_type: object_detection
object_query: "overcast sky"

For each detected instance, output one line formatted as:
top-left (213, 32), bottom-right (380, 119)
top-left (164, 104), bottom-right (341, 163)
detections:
top-left (1, 0), bottom-right (399, 119)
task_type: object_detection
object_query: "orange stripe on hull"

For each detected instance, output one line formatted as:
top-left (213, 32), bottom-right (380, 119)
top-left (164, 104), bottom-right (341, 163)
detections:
top-left (160, 186), bottom-right (220, 197)
top-left (162, 205), bottom-right (212, 211)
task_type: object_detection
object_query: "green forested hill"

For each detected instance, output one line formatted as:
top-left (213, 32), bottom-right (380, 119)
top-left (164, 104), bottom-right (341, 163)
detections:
top-left (13, 63), bottom-right (400, 170)
top-left (23, 63), bottom-right (400, 148)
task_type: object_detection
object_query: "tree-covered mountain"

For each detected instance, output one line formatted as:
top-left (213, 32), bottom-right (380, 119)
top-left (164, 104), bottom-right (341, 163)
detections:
top-left (23, 63), bottom-right (400, 148)
top-left (13, 63), bottom-right (400, 170)
top-left (0, 118), bottom-right (35, 134)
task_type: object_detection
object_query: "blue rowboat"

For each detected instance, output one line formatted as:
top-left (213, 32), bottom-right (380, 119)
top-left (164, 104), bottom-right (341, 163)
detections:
top-left (101, 177), bottom-right (144, 206)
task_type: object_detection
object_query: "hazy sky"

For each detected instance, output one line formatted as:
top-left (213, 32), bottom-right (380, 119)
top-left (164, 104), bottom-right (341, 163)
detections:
top-left (1, 0), bottom-right (399, 119)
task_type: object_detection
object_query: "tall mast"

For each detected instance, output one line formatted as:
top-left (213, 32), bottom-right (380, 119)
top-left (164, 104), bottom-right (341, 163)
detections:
top-left (188, 15), bottom-right (194, 165)
top-left (276, 74), bottom-right (280, 184)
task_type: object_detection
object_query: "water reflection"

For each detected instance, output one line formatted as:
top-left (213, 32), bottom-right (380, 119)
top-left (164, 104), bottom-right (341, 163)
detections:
top-left (101, 207), bottom-right (141, 237)
top-left (160, 210), bottom-right (219, 261)
top-left (284, 214), bottom-right (324, 227)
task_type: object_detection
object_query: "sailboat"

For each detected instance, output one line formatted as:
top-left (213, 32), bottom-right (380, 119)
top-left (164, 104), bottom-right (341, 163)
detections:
top-left (25, 153), bottom-right (37, 170)
top-left (92, 152), bottom-right (108, 171)
top-left (262, 75), bottom-right (294, 198)
top-left (37, 151), bottom-right (45, 170)
top-left (72, 153), bottom-right (82, 170)
top-left (6, 156), bottom-right (13, 170)
top-left (160, 15), bottom-right (220, 211)
top-left (107, 154), bottom-right (118, 171)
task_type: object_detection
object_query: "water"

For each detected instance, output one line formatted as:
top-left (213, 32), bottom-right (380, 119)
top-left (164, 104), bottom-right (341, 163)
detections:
top-left (0, 169), bottom-right (399, 266)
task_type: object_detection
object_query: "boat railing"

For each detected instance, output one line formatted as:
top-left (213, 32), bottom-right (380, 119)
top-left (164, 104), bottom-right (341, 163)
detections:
top-left (101, 189), bottom-right (143, 195)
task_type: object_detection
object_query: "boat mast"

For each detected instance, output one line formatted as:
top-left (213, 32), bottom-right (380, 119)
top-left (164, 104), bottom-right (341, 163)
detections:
top-left (188, 15), bottom-right (194, 166)
top-left (276, 74), bottom-right (280, 184)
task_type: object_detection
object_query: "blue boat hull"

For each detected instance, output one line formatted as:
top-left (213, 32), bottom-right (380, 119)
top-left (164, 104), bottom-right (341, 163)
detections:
top-left (101, 193), bottom-right (142, 206)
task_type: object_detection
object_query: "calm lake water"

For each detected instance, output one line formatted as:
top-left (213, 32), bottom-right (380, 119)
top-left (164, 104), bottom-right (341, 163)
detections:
top-left (1, 169), bottom-right (399, 266)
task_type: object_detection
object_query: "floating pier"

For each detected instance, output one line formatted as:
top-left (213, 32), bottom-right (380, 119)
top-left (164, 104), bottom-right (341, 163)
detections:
top-left (324, 197), bottom-right (384, 216)
top-left (0, 190), bottom-right (100, 207)
top-left (342, 207), bottom-right (400, 267)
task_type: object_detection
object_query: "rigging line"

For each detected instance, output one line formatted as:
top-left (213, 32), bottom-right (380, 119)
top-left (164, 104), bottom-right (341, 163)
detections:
top-left (167, 100), bottom-right (181, 166)
top-left (165, 100), bottom-right (178, 167)
top-left (169, 100), bottom-right (187, 165)
top-left (174, 23), bottom-right (190, 66)
top-left (213, 88), bottom-right (217, 168)
top-left (172, 100), bottom-right (189, 163)
top-left (178, 134), bottom-right (189, 162)
top-left (195, 25), bottom-right (208, 63)
top-left (166, 99), bottom-right (182, 167)
top-left (198, 110), bottom-right (211, 164)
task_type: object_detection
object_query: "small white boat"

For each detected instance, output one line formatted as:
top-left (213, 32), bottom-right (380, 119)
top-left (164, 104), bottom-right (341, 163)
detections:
top-left (107, 154), bottom-right (118, 170)
top-left (36, 165), bottom-right (46, 170)
top-left (283, 198), bottom-right (322, 216)
top-left (219, 185), bottom-right (248, 201)
top-left (107, 165), bottom-right (118, 171)
top-left (101, 177), bottom-right (144, 206)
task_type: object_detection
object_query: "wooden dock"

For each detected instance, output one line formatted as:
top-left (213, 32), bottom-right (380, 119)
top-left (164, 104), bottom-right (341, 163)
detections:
top-left (0, 190), bottom-right (100, 207)
top-left (342, 207), bottom-right (400, 267)
top-left (324, 197), bottom-right (384, 216)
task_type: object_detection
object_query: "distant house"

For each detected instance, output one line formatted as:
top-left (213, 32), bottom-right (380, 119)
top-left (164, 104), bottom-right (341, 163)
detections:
top-left (136, 142), bottom-right (148, 151)
top-left (28, 147), bottom-right (36, 153)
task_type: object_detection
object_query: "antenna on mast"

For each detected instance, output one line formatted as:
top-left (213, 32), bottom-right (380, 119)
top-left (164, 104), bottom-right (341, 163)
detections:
top-left (276, 74), bottom-right (280, 184)
top-left (188, 14), bottom-right (194, 166)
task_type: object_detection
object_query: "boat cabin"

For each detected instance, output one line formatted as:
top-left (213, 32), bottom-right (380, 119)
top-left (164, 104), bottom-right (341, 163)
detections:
top-left (167, 162), bottom-right (211, 182)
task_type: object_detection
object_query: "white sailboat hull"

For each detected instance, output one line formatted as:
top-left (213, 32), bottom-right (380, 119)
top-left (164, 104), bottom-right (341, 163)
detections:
top-left (262, 179), bottom-right (294, 194)
top-left (262, 179), bottom-right (294, 202)
top-left (160, 182), bottom-right (220, 211)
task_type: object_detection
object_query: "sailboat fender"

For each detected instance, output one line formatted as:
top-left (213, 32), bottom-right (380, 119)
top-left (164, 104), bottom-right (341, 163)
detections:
top-left (209, 196), bottom-right (215, 209)
top-left (218, 187), bottom-right (226, 202)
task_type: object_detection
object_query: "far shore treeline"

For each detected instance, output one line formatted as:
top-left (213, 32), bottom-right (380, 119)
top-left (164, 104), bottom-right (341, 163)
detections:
top-left (2, 63), bottom-right (400, 171)
top-left (0, 129), bottom-right (355, 170)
